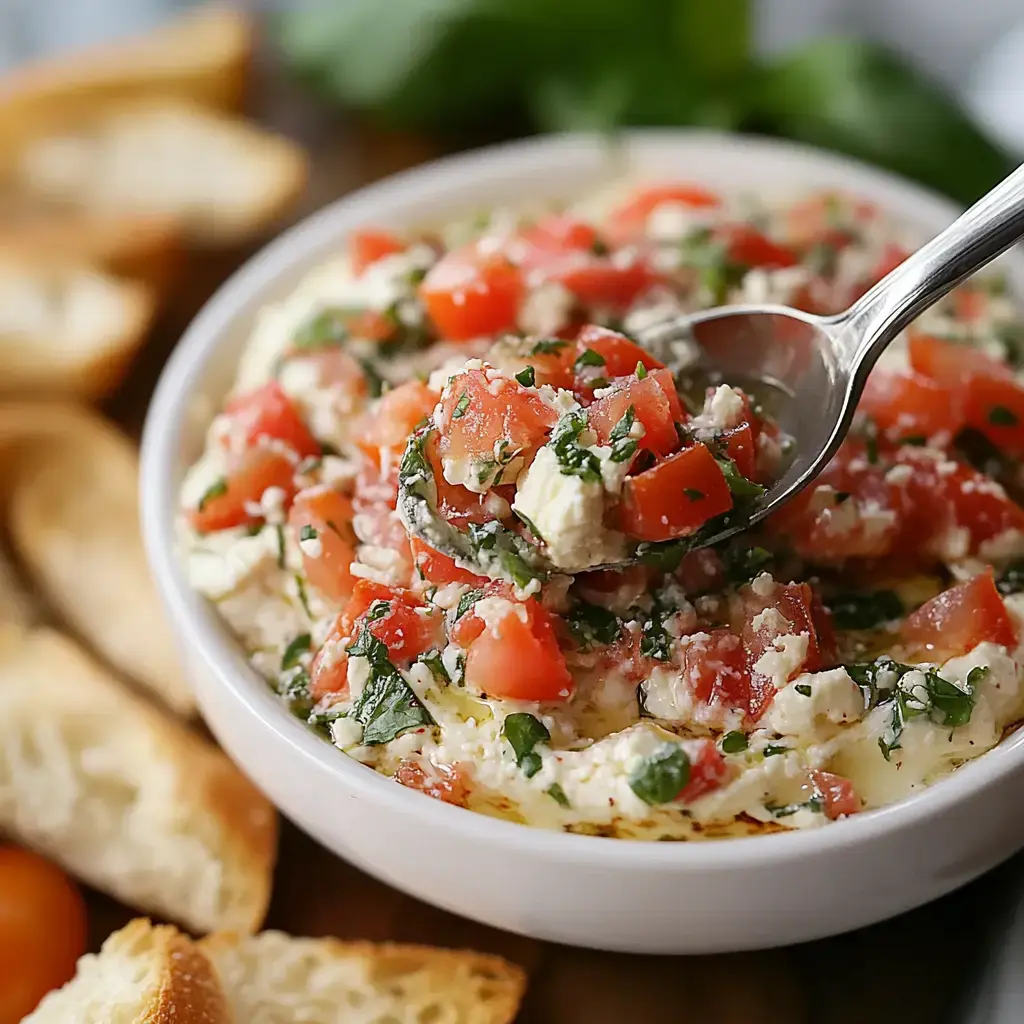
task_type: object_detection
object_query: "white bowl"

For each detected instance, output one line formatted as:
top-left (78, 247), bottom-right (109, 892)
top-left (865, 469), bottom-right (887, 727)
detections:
top-left (141, 130), bottom-right (1024, 954)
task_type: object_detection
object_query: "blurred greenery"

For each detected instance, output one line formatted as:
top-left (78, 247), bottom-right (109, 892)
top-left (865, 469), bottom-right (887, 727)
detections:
top-left (276, 0), bottom-right (1013, 205)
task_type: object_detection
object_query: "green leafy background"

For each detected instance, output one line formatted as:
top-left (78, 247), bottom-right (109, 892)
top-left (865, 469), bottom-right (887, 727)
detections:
top-left (276, 0), bottom-right (1013, 205)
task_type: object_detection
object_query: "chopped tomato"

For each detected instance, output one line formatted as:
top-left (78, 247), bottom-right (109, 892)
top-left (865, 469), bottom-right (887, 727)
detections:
top-left (351, 228), bottom-right (404, 274)
top-left (717, 225), bottom-right (797, 269)
top-left (901, 571), bottom-right (1016, 662)
top-left (721, 422), bottom-right (756, 479)
top-left (288, 486), bottom-right (358, 604)
top-left (224, 381), bottom-right (320, 459)
top-left (339, 580), bottom-right (441, 664)
top-left (784, 192), bottom-right (863, 250)
top-left (283, 349), bottom-right (369, 399)
top-left (0, 846), bottom-right (87, 1024)
top-left (519, 214), bottom-right (599, 253)
top-left (683, 629), bottom-right (749, 710)
top-left (424, 433), bottom-right (503, 527)
top-left (954, 286), bottom-right (987, 323)
top-left (620, 444), bottom-right (733, 541)
top-left (556, 259), bottom-right (660, 310)
top-left (419, 242), bottom-right (523, 341)
top-left (501, 337), bottom-right (576, 390)
top-left (575, 325), bottom-right (665, 377)
top-left (355, 380), bottom-right (439, 463)
top-left (909, 333), bottom-right (1011, 388)
top-left (809, 771), bottom-right (860, 819)
top-left (606, 183), bottom-right (720, 244)
top-left (410, 537), bottom-right (487, 586)
top-left (964, 375), bottom-right (1024, 457)
top-left (859, 369), bottom-right (963, 443)
top-left (395, 760), bottom-right (472, 806)
top-left (862, 242), bottom-right (908, 291)
top-left (678, 740), bottom-right (733, 803)
top-left (437, 367), bottom-right (556, 467)
top-left (587, 373), bottom-right (681, 458)
top-left (347, 310), bottom-right (397, 342)
top-left (676, 548), bottom-right (726, 595)
top-left (310, 637), bottom-right (349, 700)
top-left (188, 449), bottom-right (297, 533)
top-left (458, 584), bottom-right (573, 701)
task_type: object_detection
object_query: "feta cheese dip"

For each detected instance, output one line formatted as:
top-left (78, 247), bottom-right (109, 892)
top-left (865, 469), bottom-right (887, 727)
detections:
top-left (179, 183), bottom-right (1024, 841)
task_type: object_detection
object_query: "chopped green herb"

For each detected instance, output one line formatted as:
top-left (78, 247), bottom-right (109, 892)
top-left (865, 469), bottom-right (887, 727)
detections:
top-left (566, 601), bottom-right (621, 650)
top-left (549, 410), bottom-right (602, 483)
top-left (608, 405), bottom-right (640, 464)
top-left (455, 588), bottom-right (485, 621)
top-left (281, 633), bottom-right (312, 671)
top-left (639, 607), bottom-right (671, 661)
top-left (715, 456), bottom-right (766, 501)
top-left (530, 339), bottom-right (569, 356)
top-left (722, 545), bottom-right (774, 584)
top-left (997, 559), bottom-right (1024, 595)
top-left (364, 599), bottom-right (392, 622)
top-left (515, 366), bottom-right (536, 388)
top-left (294, 574), bottom-right (313, 617)
top-left (827, 589), bottom-right (903, 630)
top-left (763, 744), bottom-right (789, 757)
top-left (591, 238), bottom-right (610, 257)
top-left (988, 404), bottom-right (1019, 427)
top-left (684, 488), bottom-right (705, 501)
top-left (795, 683), bottom-right (812, 697)
top-left (865, 431), bottom-right (879, 465)
top-left (417, 650), bottom-right (451, 685)
top-left (275, 524), bottom-right (286, 569)
top-left (575, 347), bottom-right (607, 370)
top-left (502, 713), bottom-right (550, 778)
top-left (635, 361), bottom-right (648, 379)
top-left (629, 745), bottom-right (691, 805)
top-left (197, 477), bottom-right (227, 511)
top-left (357, 357), bottom-right (386, 398)
top-left (244, 521), bottom-right (265, 537)
top-left (292, 308), bottom-right (351, 350)
top-left (901, 435), bottom-right (927, 446)
top-left (546, 782), bottom-right (571, 807)
top-left (804, 239), bottom-right (840, 276)
top-left (299, 524), bottom-right (319, 543)
top-left (720, 730), bottom-right (748, 754)
top-left (452, 391), bottom-right (471, 418)
top-left (514, 508), bottom-right (543, 540)
top-left (766, 797), bottom-right (823, 818)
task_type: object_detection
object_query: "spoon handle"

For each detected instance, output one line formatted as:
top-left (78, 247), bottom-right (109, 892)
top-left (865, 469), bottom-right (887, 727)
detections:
top-left (835, 161), bottom-right (1024, 375)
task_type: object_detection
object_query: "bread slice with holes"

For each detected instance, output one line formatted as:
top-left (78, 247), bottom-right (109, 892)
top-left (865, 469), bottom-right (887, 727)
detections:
top-left (0, 252), bottom-right (155, 399)
top-left (8, 100), bottom-right (307, 246)
top-left (0, 5), bottom-right (252, 118)
top-left (200, 930), bottom-right (527, 1024)
top-left (0, 627), bottom-right (277, 934)
top-left (24, 918), bottom-right (231, 1024)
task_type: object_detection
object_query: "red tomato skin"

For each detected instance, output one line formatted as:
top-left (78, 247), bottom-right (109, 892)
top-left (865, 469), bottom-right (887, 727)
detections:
top-left (606, 183), bottom-right (720, 243)
top-left (575, 325), bottom-right (665, 376)
top-left (809, 771), bottom-right (861, 819)
top-left (188, 449), bottom-right (297, 534)
top-left (310, 638), bottom-right (349, 700)
top-left (721, 422), bottom-right (757, 479)
top-left (587, 374), bottom-right (680, 458)
top-left (288, 486), bottom-right (358, 605)
top-left (909, 332), bottom-right (1011, 387)
top-left (340, 580), bottom-right (441, 664)
top-left (0, 846), bottom-right (87, 1023)
top-left (355, 380), bottom-right (439, 464)
top-left (419, 243), bottom-right (523, 341)
top-left (620, 444), bottom-right (733, 541)
top-left (683, 629), bottom-right (750, 710)
top-left (410, 537), bottom-right (487, 586)
top-left (964, 375), bottom-right (1024, 456)
top-left (860, 369), bottom-right (963, 443)
top-left (394, 760), bottom-right (472, 806)
top-left (718, 225), bottom-right (797, 269)
top-left (557, 260), bottom-right (658, 310)
top-left (901, 571), bottom-right (1017, 662)
top-left (678, 740), bottom-right (733, 803)
top-left (224, 381), bottom-right (320, 459)
top-left (519, 214), bottom-right (599, 253)
top-left (351, 228), bottom-right (404, 274)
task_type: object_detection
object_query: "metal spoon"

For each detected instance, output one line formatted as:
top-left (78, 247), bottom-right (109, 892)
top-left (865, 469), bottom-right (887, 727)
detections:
top-left (635, 162), bottom-right (1024, 547)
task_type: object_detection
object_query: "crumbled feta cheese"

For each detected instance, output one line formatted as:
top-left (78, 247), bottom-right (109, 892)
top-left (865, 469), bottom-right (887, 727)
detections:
top-left (761, 668), bottom-right (864, 740)
top-left (474, 596), bottom-right (529, 634)
top-left (752, 633), bottom-right (809, 687)
top-left (751, 572), bottom-right (777, 598)
top-left (517, 281), bottom-right (575, 336)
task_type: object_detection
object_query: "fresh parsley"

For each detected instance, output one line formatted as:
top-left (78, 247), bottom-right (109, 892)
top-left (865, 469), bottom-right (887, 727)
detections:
top-left (281, 633), bottom-right (312, 671)
top-left (299, 524), bottom-right (319, 543)
top-left (565, 601), bottom-right (621, 651)
top-left (575, 347), bottom-right (607, 370)
top-left (794, 683), bottom-right (812, 697)
top-left (502, 712), bottom-right (550, 778)
top-left (608, 405), bottom-right (639, 464)
top-left (455, 588), bottom-right (485, 621)
top-left (549, 410), bottom-right (602, 483)
top-left (515, 366), bottom-right (536, 388)
top-left (629, 745), bottom-right (691, 805)
top-left (546, 782), bottom-right (570, 807)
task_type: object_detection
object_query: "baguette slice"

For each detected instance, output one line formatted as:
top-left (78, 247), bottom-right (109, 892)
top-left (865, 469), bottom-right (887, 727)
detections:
top-left (0, 253), bottom-right (154, 399)
top-left (1, 403), bottom-right (193, 712)
top-left (200, 931), bottom-right (527, 1024)
top-left (0, 627), bottom-right (277, 934)
top-left (0, 547), bottom-right (35, 627)
top-left (0, 5), bottom-right (252, 117)
top-left (12, 100), bottom-right (308, 246)
top-left (24, 918), bottom-right (230, 1024)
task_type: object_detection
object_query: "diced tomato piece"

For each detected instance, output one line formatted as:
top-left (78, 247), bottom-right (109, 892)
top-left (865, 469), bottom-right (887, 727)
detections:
top-left (575, 325), bottom-right (665, 377)
top-left (410, 537), bottom-right (487, 586)
top-left (224, 381), bottom-right (320, 459)
top-left (422, 433), bottom-right (502, 527)
top-left (519, 214), bottom-right (599, 253)
top-left (859, 369), bottom-right (963, 443)
top-left (459, 584), bottom-right (573, 701)
top-left (355, 380), bottom-right (439, 463)
top-left (556, 259), bottom-right (660, 310)
top-left (909, 333), bottom-right (1011, 388)
top-left (437, 367), bottom-right (556, 467)
top-left (394, 760), bottom-right (472, 806)
top-left (678, 739), bottom-right (733, 803)
top-left (497, 337), bottom-right (577, 391)
top-left (954, 286), bottom-right (987, 323)
top-left (809, 770), bottom-right (860, 819)
top-left (901, 571), bottom-right (1017, 662)
top-left (675, 548), bottom-right (726, 595)
top-left (587, 374), bottom-right (681, 458)
top-left (288, 486), bottom-right (358, 604)
top-left (683, 629), bottom-right (749, 709)
top-left (721, 422), bottom-right (756, 479)
top-left (348, 310), bottom-right (397, 342)
top-left (620, 444), bottom-right (733, 542)
top-left (339, 580), bottom-right (441, 664)
top-left (606, 183), bottom-right (720, 244)
top-left (964, 375), bottom-right (1024, 457)
top-left (188, 449), bottom-right (297, 533)
top-left (717, 225), bottom-right (797, 269)
top-left (351, 228), bottom-right (404, 274)
top-left (419, 242), bottom-right (523, 341)
top-left (309, 637), bottom-right (349, 700)
top-left (283, 349), bottom-right (369, 400)
top-left (784, 192), bottom-right (864, 250)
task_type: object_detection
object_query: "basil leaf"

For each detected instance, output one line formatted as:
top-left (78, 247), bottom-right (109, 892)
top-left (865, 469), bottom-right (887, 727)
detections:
top-left (827, 589), bottom-right (903, 630)
top-left (452, 391), bottom-right (471, 418)
top-left (720, 730), bottom-right (748, 754)
top-left (417, 650), bottom-right (452, 685)
top-left (299, 524), bottom-right (319, 542)
top-left (197, 477), bottom-right (227, 511)
top-left (763, 743), bottom-right (789, 757)
top-left (281, 633), bottom-right (312, 671)
top-left (502, 713), bottom-right (550, 778)
top-left (628, 745), bottom-right (690, 805)
top-left (575, 347), bottom-right (606, 370)
top-left (546, 782), bottom-right (570, 807)
top-left (715, 455), bottom-right (766, 500)
top-left (638, 607), bottom-right (671, 661)
top-left (530, 339), bottom-right (569, 355)
top-left (515, 366), bottom-right (536, 388)
top-left (565, 601), bottom-right (620, 650)
top-left (549, 410), bottom-right (602, 483)
top-left (292, 307), bottom-right (351, 349)
top-left (988, 404), bottom-right (1019, 427)
top-left (454, 588), bottom-right (485, 621)
top-left (721, 545), bottom-right (773, 585)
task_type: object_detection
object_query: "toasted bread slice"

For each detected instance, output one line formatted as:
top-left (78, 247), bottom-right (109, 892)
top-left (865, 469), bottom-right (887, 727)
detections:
top-left (200, 931), bottom-right (528, 1024)
top-left (0, 548), bottom-right (35, 627)
top-left (1, 403), bottom-right (194, 712)
top-left (0, 5), bottom-right (252, 118)
top-left (0, 252), bottom-right (154, 399)
top-left (24, 918), bottom-right (230, 1024)
top-left (0, 627), bottom-right (277, 933)
top-left (10, 100), bottom-right (307, 246)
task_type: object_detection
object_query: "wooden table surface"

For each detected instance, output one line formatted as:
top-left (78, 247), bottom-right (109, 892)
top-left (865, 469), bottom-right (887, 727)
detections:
top-left (94, 68), bottom-right (1013, 1024)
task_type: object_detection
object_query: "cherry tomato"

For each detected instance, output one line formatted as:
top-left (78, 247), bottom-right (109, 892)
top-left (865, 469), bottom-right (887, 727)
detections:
top-left (859, 369), bottom-right (963, 443)
top-left (394, 760), bottom-right (472, 806)
top-left (0, 846), bottom-right (86, 1023)
top-left (678, 740), bottom-right (733, 803)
